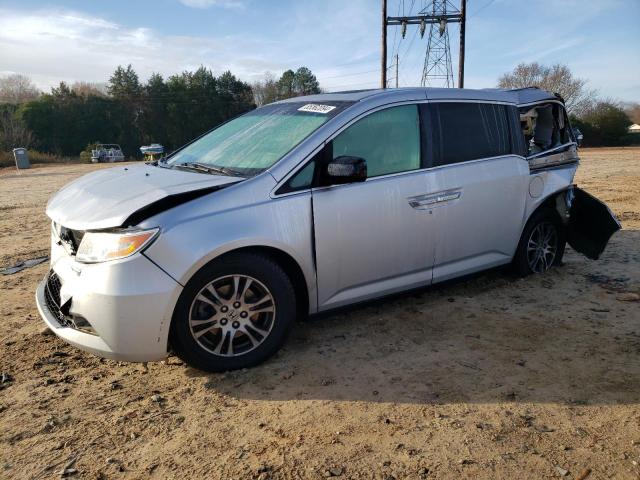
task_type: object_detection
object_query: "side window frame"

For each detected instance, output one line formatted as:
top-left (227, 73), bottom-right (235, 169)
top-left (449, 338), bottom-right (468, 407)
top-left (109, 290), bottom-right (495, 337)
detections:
top-left (520, 101), bottom-right (577, 159)
top-left (419, 103), bottom-right (435, 169)
top-left (326, 103), bottom-right (424, 180)
top-left (507, 104), bottom-right (528, 157)
top-left (424, 100), bottom-right (515, 167)
top-left (275, 148), bottom-right (324, 195)
top-left (274, 102), bottom-right (427, 195)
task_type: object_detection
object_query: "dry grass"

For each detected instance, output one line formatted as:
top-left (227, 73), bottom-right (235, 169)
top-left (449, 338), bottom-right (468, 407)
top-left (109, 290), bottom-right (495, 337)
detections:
top-left (0, 150), bottom-right (84, 168)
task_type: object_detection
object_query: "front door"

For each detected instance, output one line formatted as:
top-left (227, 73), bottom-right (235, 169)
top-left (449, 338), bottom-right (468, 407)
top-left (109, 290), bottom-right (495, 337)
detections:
top-left (312, 104), bottom-right (436, 310)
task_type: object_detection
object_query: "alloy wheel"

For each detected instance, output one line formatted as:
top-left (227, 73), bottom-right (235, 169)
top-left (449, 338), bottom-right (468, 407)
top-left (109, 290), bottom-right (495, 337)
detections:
top-left (188, 275), bottom-right (276, 357)
top-left (526, 222), bottom-right (558, 273)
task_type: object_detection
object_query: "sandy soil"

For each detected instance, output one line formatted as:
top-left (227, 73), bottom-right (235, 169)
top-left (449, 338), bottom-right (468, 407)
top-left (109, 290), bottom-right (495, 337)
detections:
top-left (1, 149), bottom-right (639, 479)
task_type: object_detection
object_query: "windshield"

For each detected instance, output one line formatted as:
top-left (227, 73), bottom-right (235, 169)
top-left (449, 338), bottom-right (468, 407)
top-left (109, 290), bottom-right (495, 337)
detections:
top-left (166, 101), bottom-right (351, 176)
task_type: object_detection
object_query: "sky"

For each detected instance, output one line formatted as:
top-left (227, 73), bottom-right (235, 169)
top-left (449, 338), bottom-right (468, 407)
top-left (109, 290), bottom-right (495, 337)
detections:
top-left (0, 0), bottom-right (638, 102)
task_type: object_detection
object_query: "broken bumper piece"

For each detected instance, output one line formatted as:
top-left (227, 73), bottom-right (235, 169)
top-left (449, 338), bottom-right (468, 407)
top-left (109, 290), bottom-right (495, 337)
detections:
top-left (566, 187), bottom-right (621, 260)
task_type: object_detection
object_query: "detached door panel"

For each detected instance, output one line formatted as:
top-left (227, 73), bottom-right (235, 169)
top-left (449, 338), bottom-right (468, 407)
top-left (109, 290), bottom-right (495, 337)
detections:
top-left (312, 104), bottom-right (436, 309)
top-left (566, 187), bottom-right (621, 260)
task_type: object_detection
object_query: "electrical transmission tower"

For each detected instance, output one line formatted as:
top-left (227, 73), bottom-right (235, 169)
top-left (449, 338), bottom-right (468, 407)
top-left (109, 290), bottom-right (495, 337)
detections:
top-left (382, 0), bottom-right (466, 88)
top-left (422, 1), bottom-right (455, 87)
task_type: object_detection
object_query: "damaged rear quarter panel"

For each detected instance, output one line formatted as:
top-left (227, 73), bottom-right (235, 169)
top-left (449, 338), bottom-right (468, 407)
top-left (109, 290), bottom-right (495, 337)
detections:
top-left (523, 164), bottom-right (621, 261)
top-left (523, 163), bottom-right (578, 228)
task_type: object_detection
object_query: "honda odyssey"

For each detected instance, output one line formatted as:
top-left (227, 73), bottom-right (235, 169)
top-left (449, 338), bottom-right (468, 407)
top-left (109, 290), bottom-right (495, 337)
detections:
top-left (36, 87), bottom-right (620, 371)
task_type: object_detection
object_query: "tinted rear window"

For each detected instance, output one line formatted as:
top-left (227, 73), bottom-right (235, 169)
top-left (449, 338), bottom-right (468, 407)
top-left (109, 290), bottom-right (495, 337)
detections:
top-left (427, 102), bottom-right (512, 166)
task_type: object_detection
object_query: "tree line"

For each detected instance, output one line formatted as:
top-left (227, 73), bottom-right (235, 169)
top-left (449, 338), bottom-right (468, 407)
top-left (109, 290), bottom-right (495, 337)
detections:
top-left (0, 65), bottom-right (321, 158)
top-left (498, 62), bottom-right (638, 147)
top-left (1, 62), bottom-right (638, 161)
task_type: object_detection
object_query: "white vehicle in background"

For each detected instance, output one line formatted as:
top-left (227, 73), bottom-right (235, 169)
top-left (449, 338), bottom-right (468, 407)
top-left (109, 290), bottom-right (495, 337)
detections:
top-left (91, 144), bottom-right (125, 163)
top-left (140, 144), bottom-right (165, 162)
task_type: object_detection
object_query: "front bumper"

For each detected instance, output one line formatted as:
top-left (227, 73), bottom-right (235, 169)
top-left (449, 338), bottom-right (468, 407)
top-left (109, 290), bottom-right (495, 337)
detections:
top-left (35, 239), bottom-right (182, 362)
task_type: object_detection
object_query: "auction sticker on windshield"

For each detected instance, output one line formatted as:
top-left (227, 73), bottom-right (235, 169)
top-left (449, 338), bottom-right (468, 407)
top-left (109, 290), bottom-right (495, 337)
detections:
top-left (297, 104), bottom-right (336, 114)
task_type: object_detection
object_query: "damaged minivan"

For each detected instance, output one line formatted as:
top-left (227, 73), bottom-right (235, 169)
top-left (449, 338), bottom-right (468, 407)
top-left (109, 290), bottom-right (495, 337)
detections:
top-left (36, 87), bottom-right (620, 372)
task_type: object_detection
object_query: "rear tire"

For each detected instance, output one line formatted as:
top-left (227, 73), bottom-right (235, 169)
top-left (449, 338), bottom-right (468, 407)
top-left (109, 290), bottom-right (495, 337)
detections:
top-left (513, 209), bottom-right (566, 276)
top-left (170, 253), bottom-right (297, 372)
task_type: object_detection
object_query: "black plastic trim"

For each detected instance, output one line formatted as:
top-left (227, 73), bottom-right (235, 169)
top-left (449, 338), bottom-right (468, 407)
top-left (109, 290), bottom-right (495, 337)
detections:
top-left (566, 186), bottom-right (621, 260)
top-left (419, 103), bottom-right (435, 168)
top-left (529, 160), bottom-right (579, 173)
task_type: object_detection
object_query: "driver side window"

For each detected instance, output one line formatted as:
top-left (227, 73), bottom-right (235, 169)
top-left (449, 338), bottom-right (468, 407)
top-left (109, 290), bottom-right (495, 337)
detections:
top-left (331, 104), bottom-right (420, 177)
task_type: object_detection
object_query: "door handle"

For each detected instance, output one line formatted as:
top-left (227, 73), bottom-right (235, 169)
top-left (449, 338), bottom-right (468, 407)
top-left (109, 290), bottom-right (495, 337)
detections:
top-left (408, 189), bottom-right (461, 209)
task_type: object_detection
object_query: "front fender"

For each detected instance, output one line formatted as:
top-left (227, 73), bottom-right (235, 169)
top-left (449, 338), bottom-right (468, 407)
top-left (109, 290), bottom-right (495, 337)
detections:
top-left (143, 192), bottom-right (317, 312)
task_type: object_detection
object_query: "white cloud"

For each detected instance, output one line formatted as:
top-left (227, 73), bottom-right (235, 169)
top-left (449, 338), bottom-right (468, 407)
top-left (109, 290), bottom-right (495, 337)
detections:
top-left (178, 0), bottom-right (244, 9)
top-left (0, 3), bottom-right (385, 93)
top-left (0, 2), bottom-right (636, 101)
top-left (0, 8), bottom-right (283, 90)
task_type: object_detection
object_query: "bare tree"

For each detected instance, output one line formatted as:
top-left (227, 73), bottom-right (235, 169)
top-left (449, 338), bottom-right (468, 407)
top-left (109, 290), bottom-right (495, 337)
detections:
top-left (0, 108), bottom-right (33, 150)
top-left (498, 63), bottom-right (596, 115)
top-left (252, 72), bottom-right (279, 106)
top-left (71, 82), bottom-right (108, 97)
top-left (0, 74), bottom-right (41, 104)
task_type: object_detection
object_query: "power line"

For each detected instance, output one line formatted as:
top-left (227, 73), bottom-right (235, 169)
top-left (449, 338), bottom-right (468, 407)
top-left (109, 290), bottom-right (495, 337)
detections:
top-left (321, 69), bottom-right (381, 80)
top-left (383, 0), bottom-right (466, 88)
top-left (469, 0), bottom-right (495, 16)
top-left (391, 17), bottom-right (420, 86)
top-left (389, 0), bottom-right (403, 67)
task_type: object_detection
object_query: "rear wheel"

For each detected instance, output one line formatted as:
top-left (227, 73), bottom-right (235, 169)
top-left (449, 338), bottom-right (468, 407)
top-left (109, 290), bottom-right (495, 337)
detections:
top-left (170, 253), bottom-right (297, 372)
top-left (513, 209), bottom-right (566, 276)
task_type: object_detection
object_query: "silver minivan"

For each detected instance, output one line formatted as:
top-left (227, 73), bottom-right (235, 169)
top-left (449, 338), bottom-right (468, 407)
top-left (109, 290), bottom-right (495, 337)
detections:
top-left (36, 87), bottom-right (620, 371)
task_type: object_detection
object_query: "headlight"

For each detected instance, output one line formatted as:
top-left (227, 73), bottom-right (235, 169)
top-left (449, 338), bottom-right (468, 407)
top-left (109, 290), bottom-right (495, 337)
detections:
top-left (76, 228), bottom-right (159, 263)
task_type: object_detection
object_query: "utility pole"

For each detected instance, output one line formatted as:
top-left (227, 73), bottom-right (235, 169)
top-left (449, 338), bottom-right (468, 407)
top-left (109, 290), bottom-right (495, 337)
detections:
top-left (458, 0), bottom-right (466, 88)
top-left (381, 0), bottom-right (387, 88)
top-left (386, 1), bottom-right (466, 88)
top-left (395, 53), bottom-right (399, 88)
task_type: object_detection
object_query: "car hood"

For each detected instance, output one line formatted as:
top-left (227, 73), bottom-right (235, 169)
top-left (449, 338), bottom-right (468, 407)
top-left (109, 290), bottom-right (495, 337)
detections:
top-left (46, 163), bottom-right (242, 230)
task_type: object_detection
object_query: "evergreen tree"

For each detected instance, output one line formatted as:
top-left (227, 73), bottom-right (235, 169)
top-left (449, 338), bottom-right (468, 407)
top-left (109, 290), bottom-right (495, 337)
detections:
top-left (293, 67), bottom-right (320, 96)
top-left (107, 65), bottom-right (142, 99)
top-left (277, 70), bottom-right (296, 99)
top-left (141, 73), bottom-right (168, 145)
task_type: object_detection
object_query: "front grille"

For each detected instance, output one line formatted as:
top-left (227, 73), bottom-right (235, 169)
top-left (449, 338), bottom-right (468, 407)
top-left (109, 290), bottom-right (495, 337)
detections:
top-left (44, 270), bottom-right (71, 326)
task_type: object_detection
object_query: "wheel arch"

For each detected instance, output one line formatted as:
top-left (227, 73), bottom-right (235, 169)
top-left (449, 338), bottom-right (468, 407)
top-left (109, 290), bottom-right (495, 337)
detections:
top-left (218, 246), bottom-right (310, 321)
top-left (513, 188), bottom-right (570, 275)
top-left (179, 244), bottom-right (312, 321)
top-left (514, 186), bottom-right (571, 262)
top-left (523, 186), bottom-right (571, 231)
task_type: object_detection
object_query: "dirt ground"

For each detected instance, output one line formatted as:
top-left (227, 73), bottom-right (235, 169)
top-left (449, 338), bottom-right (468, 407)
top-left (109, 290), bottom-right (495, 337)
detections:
top-left (1, 148), bottom-right (639, 479)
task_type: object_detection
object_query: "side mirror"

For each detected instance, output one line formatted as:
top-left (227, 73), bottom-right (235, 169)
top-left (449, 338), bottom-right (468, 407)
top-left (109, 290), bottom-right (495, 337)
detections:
top-left (323, 156), bottom-right (367, 185)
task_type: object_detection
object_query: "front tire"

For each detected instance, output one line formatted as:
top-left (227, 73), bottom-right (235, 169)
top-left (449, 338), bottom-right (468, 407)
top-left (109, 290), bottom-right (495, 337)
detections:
top-left (170, 253), bottom-right (297, 372)
top-left (513, 209), bottom-right (566, 276)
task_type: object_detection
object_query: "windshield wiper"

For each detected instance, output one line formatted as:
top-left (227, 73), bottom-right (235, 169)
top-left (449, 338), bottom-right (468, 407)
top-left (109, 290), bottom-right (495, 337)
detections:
top-left (153, 157), bottom-right (172, 168)
top-left (172, 162), bottom-right (245, 177)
